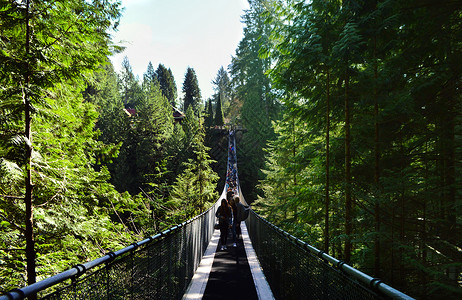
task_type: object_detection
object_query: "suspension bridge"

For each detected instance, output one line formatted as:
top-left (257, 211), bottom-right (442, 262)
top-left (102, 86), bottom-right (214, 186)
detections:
top-left (0, 131), bottom-right (414, 300)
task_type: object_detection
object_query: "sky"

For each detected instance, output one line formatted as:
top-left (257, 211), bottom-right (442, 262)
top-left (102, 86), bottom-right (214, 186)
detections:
top-left (110, 0), bottom-right (249, 101)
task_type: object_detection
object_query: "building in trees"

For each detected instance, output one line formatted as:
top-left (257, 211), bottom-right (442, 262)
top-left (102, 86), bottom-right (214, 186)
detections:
top-left (173, 106), bottom-right (186, 122)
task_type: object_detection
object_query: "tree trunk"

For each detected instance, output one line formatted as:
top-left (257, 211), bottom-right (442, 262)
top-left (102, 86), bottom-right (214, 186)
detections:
top-left (292, 116), bottom-right (297, 222)
top-left (391, 205), bottom-right (395, 284)
top-left (344, 68), bottom-right (352, 263)
top-left (398, 138), bottom-right (405, 285)
top-left (325, 69), bottom-right (330, 253)
top-left (422, 143), bottom-right (428, 296)
top-left (442, 82), bottom-right (456, 287)
top-left (373, 34), bottom-right (381, 277)
top-left (24, 0), bottom-right (37, 291)
top-left (444, 92), bottom-right (456, 237)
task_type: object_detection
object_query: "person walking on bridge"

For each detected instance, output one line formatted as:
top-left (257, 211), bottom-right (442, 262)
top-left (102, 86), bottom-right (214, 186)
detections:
top-left (216, 198), bottom-right (233, 250)
top-left (230, 197), bottom-right (238, 247)
top-left (234, 196), bottom-right (247, 238)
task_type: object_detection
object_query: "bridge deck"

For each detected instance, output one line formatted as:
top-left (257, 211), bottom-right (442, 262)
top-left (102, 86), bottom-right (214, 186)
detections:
top-left (183, 222), bottom-right (273, 300)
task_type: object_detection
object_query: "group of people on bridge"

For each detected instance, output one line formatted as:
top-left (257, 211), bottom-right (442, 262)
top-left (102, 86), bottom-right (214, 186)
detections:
top-left (215, 129), bottom-right (247, 251)
top-left (215, 191), bottom-right (246, 250)
top-left (226, 129), bottom-right (238, 195)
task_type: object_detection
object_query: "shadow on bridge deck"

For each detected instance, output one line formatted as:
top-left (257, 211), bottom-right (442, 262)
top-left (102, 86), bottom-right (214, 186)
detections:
top-left (183, 222), bottom-right (273, 300)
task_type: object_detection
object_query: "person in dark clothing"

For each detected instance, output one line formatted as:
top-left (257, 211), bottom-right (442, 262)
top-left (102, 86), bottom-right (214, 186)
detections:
top-left (226, 191), bottom-right (234, 204)
top-left (216, 198), bottom-right (233, 250)
top-left (230, 197), bottom-right (238, 247)
top-left (234, 196), bottom-right (246, 237)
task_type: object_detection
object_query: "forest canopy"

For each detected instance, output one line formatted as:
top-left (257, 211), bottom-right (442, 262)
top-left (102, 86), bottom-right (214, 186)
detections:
top-left (0, 0), bottom-right (218, 292)
top-left (238, 0), bottom-right (461, 298)
top-left (0, 0), bottom-right (461, 298)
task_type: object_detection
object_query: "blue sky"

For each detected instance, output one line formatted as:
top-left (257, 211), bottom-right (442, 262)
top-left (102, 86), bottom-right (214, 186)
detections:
top-left (110, 0), bottom-right (249, 101)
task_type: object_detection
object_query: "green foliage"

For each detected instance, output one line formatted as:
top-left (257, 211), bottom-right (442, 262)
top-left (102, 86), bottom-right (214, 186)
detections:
top-left (212, 66), bottom-right (232, 117)
top-left (229, 0), bottom-right (281, 202)
top-left (212, 66), bottom-right (232, 100)
top-left (214, 93), bottom-right (225, 126)
top-left (169, 111), bottom-right (219, 221)
top-left (0, 0), bottom-right (204, 292)
top-left (90, 59), bottom-right (175, 197)
top-left (120, 56), bottom-right (144, 108)
top-left (0, 79), bottom-right (143, 290)
top-left (182, 67), bottom-right (202, 115)
top-left (0, 0), bottom-right (126, 288)
top-left (143, 62), bottom-right (159, 89)
top-left (156, 63), bottom-right (178, 107)
top-left (204, 99), bottom-right (214, 128)
top-left (251, 0), bottom-right (462, 298)
top-left (89, 59), bottom-right (220, 235)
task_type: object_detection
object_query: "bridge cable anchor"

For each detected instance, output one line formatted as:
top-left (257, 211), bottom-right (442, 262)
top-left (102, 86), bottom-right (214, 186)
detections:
top-left (106, 251), bottom-right (117, 263)
top-left (73, 264), bottom-right (86, 279)
top-left (370, 278), bottom-right (383, 290)
top-left (336, 260), bottom-right (346, 271)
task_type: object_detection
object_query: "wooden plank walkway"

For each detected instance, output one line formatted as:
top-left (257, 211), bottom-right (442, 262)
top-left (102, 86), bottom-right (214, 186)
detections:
top-left (183, 222), bottom-right (274, 300)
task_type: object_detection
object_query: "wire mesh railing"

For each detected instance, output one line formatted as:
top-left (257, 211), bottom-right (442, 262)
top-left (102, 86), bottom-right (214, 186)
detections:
top-left (245, 209), bottom-right (414, 300)
top-left (0, 196), bottom-right (223, 300)
top-left (2, 129), bottom-right (414, 300)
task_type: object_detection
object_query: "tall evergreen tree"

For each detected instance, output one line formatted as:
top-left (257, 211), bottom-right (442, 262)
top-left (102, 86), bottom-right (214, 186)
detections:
top-left (84, 62), bottom-right (130, 157)
top-left (205, 99), bottom-right (214, 128)
top-left (253, 0), bottom-right (462, 297)
top-left (212, 66), bottom-right (232, 114)
top-left (143, 61), bottom-right (159, 88)
top-left (229, 0), bottom-right (280, 201)
top-left (0, 0), bottom-right (122, 288)
top-left (120, 56), bottom-right (143, 108)
top-left (167, 68), bottom-right (178, 105)
top-left (169, 110), bottom-right (218, 220)
top-left (110, 60), bottom-right (174, 195)
top-left (156, 63), bottom-right (177, 107)
top-left (214, 93), bottom-right (225, 126)
top-left (182, 67), bottom-right (202, 115)
top-left (332, 20), bottom-right (364, 263)
top-left (212, 66), bottom-right (231, 97)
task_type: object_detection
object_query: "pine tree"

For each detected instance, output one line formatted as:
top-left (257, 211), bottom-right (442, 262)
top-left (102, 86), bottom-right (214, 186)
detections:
top-left (205, 99), bottom-right (214, 128)
top-left (229, 0), bottom-right (280, 201)
top-left (212, 66), bottom-right (232, 113)
top-left (156, 63), bottom-right (177, 107)
top-left (167, 68), bottom-right (178, 105)
top-left (250, 0), bottom-right (462, 297)
top-left (332, 20), bottom-right (364, 263)
top-left (169, 110), bottom-right (218, 219)
top-left (213, 66), bottom-right (231, 97)
top-left (144, 61), bottom-right (159, 88)
top-left (182, 67), bottom-right (202, 115)
top-left (108, 60), bottom-right (174, 195)
top-left (0, 0), bottom-right (122, 288)
top-left (214, 93), bottom-right (225, 126)
top-left (120, 56), bottom-right (143, 108)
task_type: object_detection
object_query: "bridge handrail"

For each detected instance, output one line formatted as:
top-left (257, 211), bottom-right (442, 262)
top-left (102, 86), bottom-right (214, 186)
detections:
top-left (250, 212), bottom-right (414, 300)
top-left (1, 131), bottom-right (235, 300)
top-left (0, 200), bottom-right (222, 300)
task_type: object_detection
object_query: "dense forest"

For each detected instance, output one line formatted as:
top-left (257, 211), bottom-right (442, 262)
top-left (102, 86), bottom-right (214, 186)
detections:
top-left (0, 0), bottom-right (221, 292)
top-left (240, 0), bottom-right (461, 299)
top-left (1, 0), bottom-right (461, 299)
